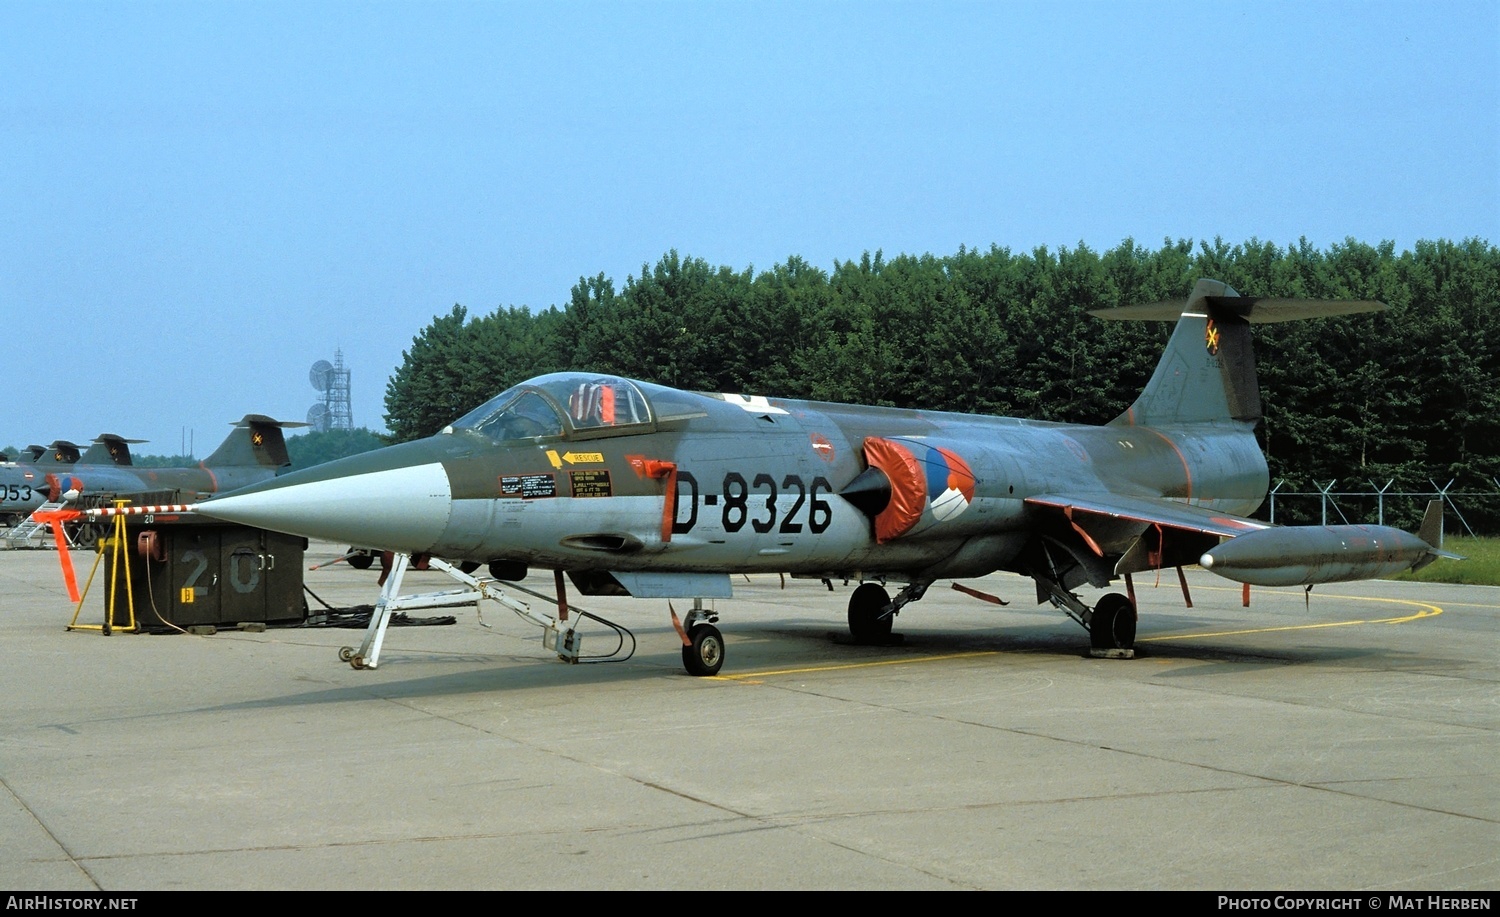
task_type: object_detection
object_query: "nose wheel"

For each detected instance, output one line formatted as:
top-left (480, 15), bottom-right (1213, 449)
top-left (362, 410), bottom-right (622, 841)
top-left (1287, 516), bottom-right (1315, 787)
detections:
top-left (673, 600), bottom-right (724, 676)
top-left (683, 623), bottom-right (724, 676)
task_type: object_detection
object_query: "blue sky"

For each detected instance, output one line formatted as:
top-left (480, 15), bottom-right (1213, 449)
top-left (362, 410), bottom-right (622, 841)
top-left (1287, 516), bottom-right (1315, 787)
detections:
top-left (3, 0), bottom-right (1496, 456)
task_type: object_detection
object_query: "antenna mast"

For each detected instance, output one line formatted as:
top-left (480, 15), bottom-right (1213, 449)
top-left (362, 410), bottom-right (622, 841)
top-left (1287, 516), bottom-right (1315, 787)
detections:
top-left (308, 351), bottom-right (353, 432)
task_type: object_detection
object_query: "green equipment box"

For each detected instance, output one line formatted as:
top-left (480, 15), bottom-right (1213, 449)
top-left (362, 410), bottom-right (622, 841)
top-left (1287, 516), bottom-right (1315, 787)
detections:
top-left (101, 516), bottom-right (308, 630)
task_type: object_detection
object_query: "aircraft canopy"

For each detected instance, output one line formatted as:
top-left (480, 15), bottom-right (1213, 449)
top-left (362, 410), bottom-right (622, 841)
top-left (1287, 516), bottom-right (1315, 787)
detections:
top-left (449, 374), bottom-right (654, 442)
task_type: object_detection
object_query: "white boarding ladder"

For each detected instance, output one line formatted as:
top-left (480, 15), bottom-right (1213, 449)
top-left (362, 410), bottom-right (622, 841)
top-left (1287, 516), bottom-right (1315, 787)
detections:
top-left (6, 502), bottom-right (68, 547)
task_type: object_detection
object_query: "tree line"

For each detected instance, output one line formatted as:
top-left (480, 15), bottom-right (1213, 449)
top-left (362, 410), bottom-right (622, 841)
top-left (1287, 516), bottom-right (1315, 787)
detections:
top-left (382, 237), bottom-right (1500, 530)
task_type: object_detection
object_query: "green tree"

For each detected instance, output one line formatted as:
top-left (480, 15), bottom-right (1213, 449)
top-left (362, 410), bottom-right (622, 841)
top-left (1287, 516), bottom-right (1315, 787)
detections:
top-left (286, 428), bottom-right (388, 469)
top-left (384, 304), bottom-right (567, 442)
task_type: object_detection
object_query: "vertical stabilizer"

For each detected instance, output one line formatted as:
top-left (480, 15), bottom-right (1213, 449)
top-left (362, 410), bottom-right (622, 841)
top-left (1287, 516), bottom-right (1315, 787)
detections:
top-left (1418, 499), bottom-right (1445, 548)
top-left (35, 441), bottom-right (83, 466)
top-left (203, 416), bottom-right (305, 469)
top-left (1111, 279), bottom-right (1256, 426)
top-left (79, 435), bottom-right (143, 466)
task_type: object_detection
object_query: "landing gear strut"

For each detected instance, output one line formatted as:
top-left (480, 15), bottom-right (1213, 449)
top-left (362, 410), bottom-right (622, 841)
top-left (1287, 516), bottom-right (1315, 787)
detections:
top-left (1036, 574), bottom-right (1138, 659)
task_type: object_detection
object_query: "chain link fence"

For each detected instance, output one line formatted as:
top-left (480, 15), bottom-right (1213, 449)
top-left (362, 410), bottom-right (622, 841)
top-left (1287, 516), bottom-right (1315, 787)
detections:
top-left (1264, 478), bottom-right (1500, 536)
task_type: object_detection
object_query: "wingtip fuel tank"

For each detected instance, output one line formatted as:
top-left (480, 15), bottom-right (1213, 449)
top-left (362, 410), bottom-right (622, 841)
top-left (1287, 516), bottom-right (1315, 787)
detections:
top-left (1199, 523), bottom-right (1447, 587)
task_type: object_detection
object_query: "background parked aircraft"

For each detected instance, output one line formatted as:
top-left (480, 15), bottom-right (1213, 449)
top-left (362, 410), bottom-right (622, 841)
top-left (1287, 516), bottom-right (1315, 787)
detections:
top-left (3, 416), bottom-right (303, 542)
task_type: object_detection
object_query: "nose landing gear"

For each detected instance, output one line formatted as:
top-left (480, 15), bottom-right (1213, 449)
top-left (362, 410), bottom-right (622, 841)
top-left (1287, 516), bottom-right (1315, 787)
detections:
top-left (672, 599), bottom-right (723, 676)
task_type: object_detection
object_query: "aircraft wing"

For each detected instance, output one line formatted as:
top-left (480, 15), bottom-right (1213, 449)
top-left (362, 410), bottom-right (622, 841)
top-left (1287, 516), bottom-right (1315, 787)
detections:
top-left (1025, 493), bottom-right (1271, 539)
top-left (1025, 492), bottom-right (1272, 575)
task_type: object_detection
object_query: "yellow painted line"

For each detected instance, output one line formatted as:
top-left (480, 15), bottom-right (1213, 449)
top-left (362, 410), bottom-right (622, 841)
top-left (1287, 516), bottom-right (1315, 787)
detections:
top-left (719, 650), bottom-right (999, 681)
top-left (714, 590), bottom-right (1447, 677)
top-left (1142, 590), bottom-right (1443, 642)
top-left (1217, 585), bottom-right (1500, 613)
top-left (708, 588), bottom-right (1446, 675)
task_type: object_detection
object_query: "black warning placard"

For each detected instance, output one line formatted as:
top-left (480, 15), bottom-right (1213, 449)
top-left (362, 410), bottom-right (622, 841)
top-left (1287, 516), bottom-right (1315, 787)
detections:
top-left (500, 473), bottom-right (557, 499)
top-left (569, 469), bottom-right (612, 498)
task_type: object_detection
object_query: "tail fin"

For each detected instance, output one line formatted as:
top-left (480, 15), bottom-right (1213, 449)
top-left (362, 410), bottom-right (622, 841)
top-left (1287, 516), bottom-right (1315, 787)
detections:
top-left (1091, 279), bottom-right (1385, 427)
top-left (34, 441), bottom-right (83, 466)
top-left (78, 434), bottom-right (145, 466)
top-left (202, 415), bottom-right (307, 469)
top-left (1410, 499), bottom-right (1465, 569)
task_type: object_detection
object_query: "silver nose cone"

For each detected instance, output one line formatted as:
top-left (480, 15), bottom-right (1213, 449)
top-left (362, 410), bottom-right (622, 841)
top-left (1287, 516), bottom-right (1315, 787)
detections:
top-left (197, 462), bottom-right (453, 553)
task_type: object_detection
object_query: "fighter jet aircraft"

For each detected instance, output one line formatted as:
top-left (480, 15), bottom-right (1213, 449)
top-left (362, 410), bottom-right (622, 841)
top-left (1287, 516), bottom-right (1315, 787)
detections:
top-left (195, 279), bottom-right (1457, 674)
top-left (2, 417), bottom-right (303, 539)
top-left (1, 441), bottom-right (85, 526)
top-left (3, 435), bottom-right (144, 527)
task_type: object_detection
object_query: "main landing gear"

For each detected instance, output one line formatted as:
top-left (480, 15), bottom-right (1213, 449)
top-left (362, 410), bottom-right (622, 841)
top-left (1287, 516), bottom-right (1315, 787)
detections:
top-left (845, 580), bottom-right (928, 644)
top-left (1089, 592), bottom-right (1137, 655)
top-left (1037, 579), bottom-right (1138, 658)
top-left (847, 582), bottom-right (893, 643)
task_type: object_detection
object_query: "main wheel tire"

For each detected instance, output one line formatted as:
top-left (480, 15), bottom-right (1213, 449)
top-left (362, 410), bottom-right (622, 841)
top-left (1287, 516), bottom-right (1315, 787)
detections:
top-left (1090, 592), bottom-right (1137, 650)
top-left (848, 582), bottom-right (894, 644)
top-left (683, 623), bottom-right (725, 676)
top-left (347, 551), bottom-right (374, 570)
top-left (65, 522), bottom-right (99, 550)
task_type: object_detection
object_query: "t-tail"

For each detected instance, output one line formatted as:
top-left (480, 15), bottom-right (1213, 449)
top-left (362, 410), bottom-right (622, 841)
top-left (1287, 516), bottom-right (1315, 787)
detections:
top-left (201, 415), bottom-right (307, 469)
top-left (78, 434), bottom-right (145, 467)
top-left (1092, 279), bottom-right (1386, 428)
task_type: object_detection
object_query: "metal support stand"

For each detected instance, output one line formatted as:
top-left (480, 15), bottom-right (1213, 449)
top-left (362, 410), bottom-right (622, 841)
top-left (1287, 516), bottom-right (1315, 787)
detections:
top-left (340, 554), bottom-right (580, 670)
top-left (65, 501), bottom-right (137, 635)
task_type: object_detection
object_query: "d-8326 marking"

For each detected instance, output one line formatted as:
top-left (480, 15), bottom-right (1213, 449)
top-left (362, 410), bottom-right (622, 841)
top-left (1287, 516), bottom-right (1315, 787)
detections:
top-left (673, 471), bottom-right (833, 536)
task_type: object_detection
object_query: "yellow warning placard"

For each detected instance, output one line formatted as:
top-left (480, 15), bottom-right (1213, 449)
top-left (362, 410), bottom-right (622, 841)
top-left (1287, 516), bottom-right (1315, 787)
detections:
top-left (569, 470), bottom-right (613, 498)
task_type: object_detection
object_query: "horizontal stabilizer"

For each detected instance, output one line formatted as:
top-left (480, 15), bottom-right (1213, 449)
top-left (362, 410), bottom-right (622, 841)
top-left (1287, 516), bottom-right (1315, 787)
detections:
top-left (234, 414), bottom-right (311, 430)
top-left (1090, 297), bottom-right (1386, 323)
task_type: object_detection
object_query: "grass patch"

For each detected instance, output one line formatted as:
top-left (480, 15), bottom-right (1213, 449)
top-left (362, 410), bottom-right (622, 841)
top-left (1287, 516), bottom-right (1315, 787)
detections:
top-left (1390, 536), bottom-right (1500, 586)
